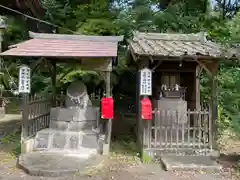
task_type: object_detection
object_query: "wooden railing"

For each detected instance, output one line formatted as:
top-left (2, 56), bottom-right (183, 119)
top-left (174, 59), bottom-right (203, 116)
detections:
top-left (22, 96), bottom-right (51, 140)
top-left (143, 108), bottom-right (212, 155)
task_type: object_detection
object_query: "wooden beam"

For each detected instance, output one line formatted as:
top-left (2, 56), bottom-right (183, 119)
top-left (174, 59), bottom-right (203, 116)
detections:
top-left (195, 56), bottom-right (220, 76)
top-left (152, 60), bottom-right (162, 71)
top-left (195, 59), bottom-right (212, 76)
top-left (51, 60), bottom-right (57, 107)
top-left (155, 69), bottom-right (195, 73)
top-left (30, 58), bottom-right (44, 75)
top-left (137, 54), bottom-right (223, 62)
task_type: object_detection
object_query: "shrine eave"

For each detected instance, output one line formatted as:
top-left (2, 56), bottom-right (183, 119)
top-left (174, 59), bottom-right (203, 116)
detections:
top-left (1, 32), bottom-right (123, 58)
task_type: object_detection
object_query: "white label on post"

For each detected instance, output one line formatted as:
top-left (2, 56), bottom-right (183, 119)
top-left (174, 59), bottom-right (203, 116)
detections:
top-left (18, 65), bottom-right (31, 94)
top-left (140, 68), bottom-right (152, 96)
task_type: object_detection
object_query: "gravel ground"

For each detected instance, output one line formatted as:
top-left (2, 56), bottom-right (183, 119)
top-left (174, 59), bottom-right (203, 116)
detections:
top-left (0, 115), bottom-right (237, 180)
top-left (0, 154), bottom-right (234, 180)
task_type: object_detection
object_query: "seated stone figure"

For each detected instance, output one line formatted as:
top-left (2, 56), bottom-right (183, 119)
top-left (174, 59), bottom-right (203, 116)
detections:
top-left (35, 81), bottom-right (99, 151)
top-left (50, 81), bottom-right (99, 131)
top-left (65, 80), bottom-right (92, 108)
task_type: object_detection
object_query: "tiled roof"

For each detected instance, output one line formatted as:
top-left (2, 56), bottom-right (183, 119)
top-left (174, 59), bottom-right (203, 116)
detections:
top-left (1, 32), bottom-right (123, 58)
top-left (128, 31), bottom-right (230, 58)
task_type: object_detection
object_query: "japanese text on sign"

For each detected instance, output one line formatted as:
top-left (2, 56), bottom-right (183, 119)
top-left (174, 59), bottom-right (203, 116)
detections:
top-left (140, 68), bottom-right (152, 96)
top-left (18, 65), bottom-right (31, 94)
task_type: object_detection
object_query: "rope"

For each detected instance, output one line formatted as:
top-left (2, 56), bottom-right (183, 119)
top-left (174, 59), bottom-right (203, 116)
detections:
top-left (0, 4), bottom-right (76, 34)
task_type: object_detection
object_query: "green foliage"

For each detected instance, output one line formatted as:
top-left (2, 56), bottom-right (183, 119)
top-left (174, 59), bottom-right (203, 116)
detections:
top-left (142, 152), bottom-right (153, 164)
top-left (217, 66), bottom-right (240, 134)
top-left (0, 131), bottom-right (21, 155)
top-left (2, 0), bottom-right (240, 136)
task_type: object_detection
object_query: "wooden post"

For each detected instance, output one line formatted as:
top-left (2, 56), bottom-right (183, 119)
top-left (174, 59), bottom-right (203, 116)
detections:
top-left (196, 59), bottom-right (219, 150)
top-left (195, 65), bottom-right (201, 110)
top-left (138, 59), bottom-right (150, 155)
top-left (51, 61), bottom-right (57, 107)
top-left (21, 93), bottom-right (29, 141)
top-left (0, 23), bottom-right (5, 116)
top-left (106, 70), bottom-right (112, 140)
top-left (136, 70), bottom-right (142, 151)
top-left (103, 70), bottom-right (112, 155)
top-left (210, 74), bottom-right (218, 149)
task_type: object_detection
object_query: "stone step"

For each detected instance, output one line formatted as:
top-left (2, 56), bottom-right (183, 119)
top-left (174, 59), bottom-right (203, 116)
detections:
top-left (49, 119), bottom-right (96, 131)
top-left (18, 151), bottom-right (102, 177)
top-left (34, 128), bottom-right (98, 151)
top-left (160, 155), bottom-right (222, 172)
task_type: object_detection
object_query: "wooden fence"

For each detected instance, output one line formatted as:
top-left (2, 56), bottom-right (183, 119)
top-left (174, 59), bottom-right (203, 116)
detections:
top-left (21, 93), bottom-right (101, 140)
top-left (143, 108), bottom-right (213, 155)
top-left (22, 96), bottom-right (51, 140)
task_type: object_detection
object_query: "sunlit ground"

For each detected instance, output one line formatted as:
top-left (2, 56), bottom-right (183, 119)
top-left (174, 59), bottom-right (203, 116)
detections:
top-left (0, 131), bottom-right (21, 175)
top-left (0, 128), bottom-right (239, 179)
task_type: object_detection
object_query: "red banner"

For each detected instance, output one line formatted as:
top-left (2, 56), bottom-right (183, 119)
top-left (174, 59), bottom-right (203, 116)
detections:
top-left (101, 97), bottom-right (114, 119)
top-left (141, 97), bottom-right (152, 120)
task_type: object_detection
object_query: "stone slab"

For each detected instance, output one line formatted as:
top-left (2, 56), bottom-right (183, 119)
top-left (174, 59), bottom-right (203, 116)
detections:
top-left (34, 129), bottom-right (99, 151)
top-left (50, 107), bottom-right (99, 122)
top-left (81, 134), bottom-right (98, 149)
top-left (18, 151), bottom-right (101, 177)
top-left (52, 133), bottom-right (67, 149)
top-left (49, 120), bottom-right (68, 131)
top-left (35, 131), bottom-right (51, 149)
top-left (160, 156), bottom-right (222, 172)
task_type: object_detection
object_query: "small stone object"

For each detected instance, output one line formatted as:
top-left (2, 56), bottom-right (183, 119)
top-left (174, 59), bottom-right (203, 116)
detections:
top-left (52, 133), bottom-right (67, 149)
top-left (68, 134), bottom-right (79, 149)
top-left (35, 133), bottom-right (49, 149)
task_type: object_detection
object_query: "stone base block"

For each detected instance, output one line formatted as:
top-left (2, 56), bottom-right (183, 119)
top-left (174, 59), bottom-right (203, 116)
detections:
top-left (18, 151), bottom-right (101, 177)
top-left (50, 107), bottom-right (99, 122)
top-left (49, 120), bottom-right (96, 131)
top-left (34, 129), bottom-right (98, 151)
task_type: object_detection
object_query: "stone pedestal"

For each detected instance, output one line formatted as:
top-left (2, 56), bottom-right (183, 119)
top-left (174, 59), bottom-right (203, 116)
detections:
top-left (34, 105), bottom-right (100, 155)
top-left (50, 107), bottom-right (99, 131)
top-left (34, 129), bottom-right (98, 151)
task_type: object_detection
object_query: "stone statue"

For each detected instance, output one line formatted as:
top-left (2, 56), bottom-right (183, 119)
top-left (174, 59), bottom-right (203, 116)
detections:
top-left (50, 80), bottom-right (98, 130)
top-left (36, 80), bottom-right (100, 153)
top-left (65, 81), bottom-right (92, 108)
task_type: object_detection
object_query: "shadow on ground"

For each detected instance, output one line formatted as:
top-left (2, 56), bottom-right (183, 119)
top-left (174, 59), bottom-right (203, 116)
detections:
top-left (0, 114), bottom-right (22, 165)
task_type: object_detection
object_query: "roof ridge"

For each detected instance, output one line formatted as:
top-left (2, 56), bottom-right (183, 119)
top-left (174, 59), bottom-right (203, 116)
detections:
top-left (133, 31), bottom-right (207, 42)
top-left (29, 31), bottom-right (123, 42)
top-left (128, 31), bottom-right (233, 58)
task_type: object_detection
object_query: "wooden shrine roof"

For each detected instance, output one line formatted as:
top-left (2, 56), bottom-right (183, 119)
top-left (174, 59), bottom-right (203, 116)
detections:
top-left (1, 32), bottom-right (123, 58)
top-left (128, 31), bottom-right (234, 59)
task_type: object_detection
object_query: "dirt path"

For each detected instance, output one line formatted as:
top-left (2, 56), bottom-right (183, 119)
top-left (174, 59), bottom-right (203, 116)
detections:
top-left (0, 153), bottom-right (234, 180)
top-left (0, 116), bottom-right (237, 180)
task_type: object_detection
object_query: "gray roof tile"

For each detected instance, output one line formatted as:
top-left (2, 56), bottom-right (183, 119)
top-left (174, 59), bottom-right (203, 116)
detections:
top-left (129, 31), bottom-right (229, 58)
